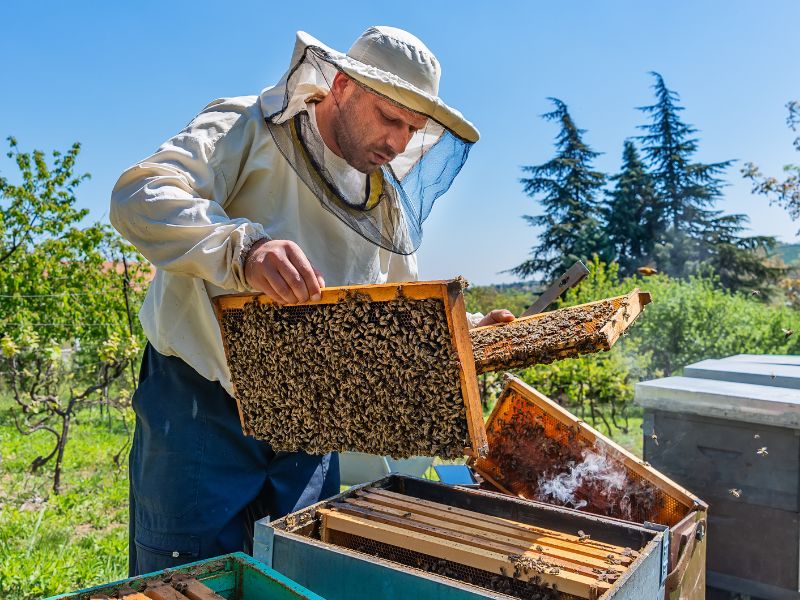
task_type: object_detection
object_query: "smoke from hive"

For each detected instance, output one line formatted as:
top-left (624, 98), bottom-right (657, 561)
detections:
top-left (485, 414), bottom-right (662, 522)
top-left (220, 290), bottom-right (469, 458)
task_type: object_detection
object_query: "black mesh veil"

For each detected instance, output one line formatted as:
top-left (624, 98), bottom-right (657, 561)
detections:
top-left (263, 45), bottom-right (474, 255)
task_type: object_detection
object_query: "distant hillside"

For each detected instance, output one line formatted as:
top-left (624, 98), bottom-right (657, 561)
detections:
top-left (776, 243), bottom-right (800, 266)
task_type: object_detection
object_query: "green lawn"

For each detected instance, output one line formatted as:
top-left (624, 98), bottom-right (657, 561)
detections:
top-left (0, 400), bottom-right (130, 599)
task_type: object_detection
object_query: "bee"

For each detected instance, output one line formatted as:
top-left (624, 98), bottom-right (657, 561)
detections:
top-left (651, 431), bottom-right (659, 446)
top-left (751, 290), bottom-right (762, 297)
top-left (637, 266), bottom-right (658, 276)
top-left (757, 446), bottom-right (768, 456)
top-left (577, 530), bottom-right (590, 542)
top-left (754, 433), bottom-right (760, 439)
top-left (783, 328), bottom-right (794, 339)
top-left (729, 488), bottom-right (742, 498)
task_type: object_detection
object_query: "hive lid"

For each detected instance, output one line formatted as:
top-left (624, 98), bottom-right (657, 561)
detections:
top-left (470, 375), bottom-right (704, 527)
top-left (683, 358), bottom-right (800, 390)
top-left (723, 353), bottom-right (800, 366)
top-left (635, 375), bottom-right (800, 429)
top-left (213, 279), bottom-right (488, 459)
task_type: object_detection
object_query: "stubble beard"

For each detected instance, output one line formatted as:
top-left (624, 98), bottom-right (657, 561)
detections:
top-left (332, 98), bottom-right (379, 174)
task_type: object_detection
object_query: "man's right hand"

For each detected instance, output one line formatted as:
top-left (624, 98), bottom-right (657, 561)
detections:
top-left (244, 238), bottom-right (325, 304)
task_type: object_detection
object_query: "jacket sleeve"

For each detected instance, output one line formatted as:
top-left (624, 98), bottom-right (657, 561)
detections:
top-left (109, 101), bottom-right (267, 292)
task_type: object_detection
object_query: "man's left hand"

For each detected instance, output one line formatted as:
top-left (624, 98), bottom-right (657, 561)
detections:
top-left (476, 309), bottom-right (515, 327)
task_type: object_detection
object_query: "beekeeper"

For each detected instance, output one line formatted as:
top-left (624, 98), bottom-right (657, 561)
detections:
top-left (110, 25), bottom-right (514, 575)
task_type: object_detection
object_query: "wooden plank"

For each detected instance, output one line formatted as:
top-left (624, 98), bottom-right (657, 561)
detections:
top-left (143, 585), bottom-right (191, 600)
top-left (359, 488), bottom-right (631, 558)
top-left (441, 278), bottom-right (488, 457)
top-left (355, 490), bottom-right (629, 563)
top-left (319, 509), bottom-right (609, 599)
top-left (213, 280), bottom-right (456, 311)
top-left (333, 500), bottom-right (625, 575)
top-left (176, 579), bottom-right (226, 600)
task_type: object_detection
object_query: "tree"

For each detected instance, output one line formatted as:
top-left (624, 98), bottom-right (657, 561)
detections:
top-left (742, 100), bottom-right (800, 225)
top-left (636, 73), bottom-right (731, 236)
top-left (604, 141), bottom-right (660, 276)
top-left (0, 137), bottom-right (148, 494)
top-left (636, 73), bottom-right (780, 290)
top-left (511, 99), bottom-right (609, 281)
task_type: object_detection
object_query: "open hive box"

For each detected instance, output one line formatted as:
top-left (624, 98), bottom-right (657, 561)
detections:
top-left (257, 475), bottom-right (669, 600)
top-left (213, 280), bottom-right (650, 459)
top-left (470, 375), bottom-right (708, 598)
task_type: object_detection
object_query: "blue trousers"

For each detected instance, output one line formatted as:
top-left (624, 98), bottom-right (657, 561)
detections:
top-left (128, 344), bottom-right (339, 576)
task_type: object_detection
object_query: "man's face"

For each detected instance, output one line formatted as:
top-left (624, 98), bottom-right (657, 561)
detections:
top-left (332, 82), bottom-right (429, 174)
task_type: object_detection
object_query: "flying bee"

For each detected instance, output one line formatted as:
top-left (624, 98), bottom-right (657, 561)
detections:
top-left (754, 433), bottom-right (760, 439)
top-left (757, 446), bottom-right (768, 456)
top-left (783, 328), bottom-right (794, 339)
top-left (651, 431), bottom-right (659, 446)
top-left (729, 488), bottom-right (742, 498)
top-left (751, 290), bottom-right (762, 297)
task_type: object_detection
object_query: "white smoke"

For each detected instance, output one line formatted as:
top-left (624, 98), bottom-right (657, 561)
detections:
top-left (535, 446), bottom-right (633, 518)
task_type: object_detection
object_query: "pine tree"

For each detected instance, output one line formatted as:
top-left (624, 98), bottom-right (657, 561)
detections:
top-left (511, 98), bottom-right (609, 281)
top-left (635, 73), bottom-right (781, 289)
top-left (604, 140), bottom-right (659, 276)
top-left (636, 72), bottom-right (731, 241)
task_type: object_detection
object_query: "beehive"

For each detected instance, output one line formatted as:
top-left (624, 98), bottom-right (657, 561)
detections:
top-left (471, 375), bottom-right (704, 528)
top-left (469, 289), bottom-right (651, 375)
top-left (213, 279), bottom-right (486, 459)
top-left (260, 475), bottom-right (669, 600)
top-left (46, 552), bottom-right (322, 600)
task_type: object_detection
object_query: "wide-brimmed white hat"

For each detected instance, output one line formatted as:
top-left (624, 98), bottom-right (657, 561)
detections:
top-left (287, 27), bottom-right (479, 143)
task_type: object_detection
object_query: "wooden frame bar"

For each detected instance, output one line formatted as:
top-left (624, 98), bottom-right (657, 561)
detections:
top-left (318, 508), bottom-right (610, 598)
top-left (356, 488), bottom-right (633, 559)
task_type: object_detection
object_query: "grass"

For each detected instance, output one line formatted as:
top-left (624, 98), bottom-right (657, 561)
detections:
top-left (0, 399), bottom-right (130, 599)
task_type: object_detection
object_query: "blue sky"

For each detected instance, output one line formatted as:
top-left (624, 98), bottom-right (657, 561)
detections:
top-left (1, 1), bottom-right (798, 284)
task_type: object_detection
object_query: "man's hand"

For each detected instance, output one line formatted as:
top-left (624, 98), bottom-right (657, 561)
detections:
top-left (244, 239), bottom-right (325, 304)
top-left (476, 309), bottom-right (515, 327)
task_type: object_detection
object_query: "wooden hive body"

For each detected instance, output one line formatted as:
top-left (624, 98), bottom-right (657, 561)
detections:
top-left (260, 475), bottom-right (669, 600)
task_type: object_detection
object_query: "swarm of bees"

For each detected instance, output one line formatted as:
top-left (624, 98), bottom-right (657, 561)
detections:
top-left (221, 291), bottom-right (469, 458)
top-left (470, 299), bottom-right (622, 372)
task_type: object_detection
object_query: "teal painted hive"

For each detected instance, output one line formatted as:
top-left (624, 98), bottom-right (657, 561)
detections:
top-left (45, 552), bottom-right (324, 600)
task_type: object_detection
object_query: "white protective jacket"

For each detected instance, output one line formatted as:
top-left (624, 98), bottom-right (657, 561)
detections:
top-left (110, 91), bottom-right (418, 396)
